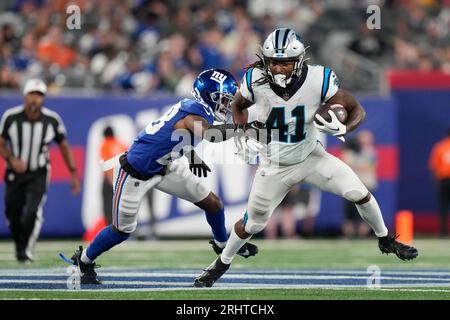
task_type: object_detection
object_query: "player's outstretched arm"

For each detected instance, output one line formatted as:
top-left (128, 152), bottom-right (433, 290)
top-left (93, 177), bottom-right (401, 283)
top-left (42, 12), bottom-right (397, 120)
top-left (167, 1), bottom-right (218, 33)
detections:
top-left (176, 114), bottom-right (237, 143)
top-left (327, 89), bottom-right (366, 134)
top-left (178, 114), bottom-right (270, 144)
top-left (231, 92), bottom-right (252, 125)
top-left (173, 116), bottom-right (212, 177)
top-left (175, 114), bottom-right (210, 138)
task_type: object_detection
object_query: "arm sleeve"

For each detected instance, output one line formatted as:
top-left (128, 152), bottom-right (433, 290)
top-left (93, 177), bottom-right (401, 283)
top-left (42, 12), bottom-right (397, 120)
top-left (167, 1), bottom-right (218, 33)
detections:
top-left (321, 67), bottom-right (339, 102)
top-left (239, 68), bottom-right (255, 103)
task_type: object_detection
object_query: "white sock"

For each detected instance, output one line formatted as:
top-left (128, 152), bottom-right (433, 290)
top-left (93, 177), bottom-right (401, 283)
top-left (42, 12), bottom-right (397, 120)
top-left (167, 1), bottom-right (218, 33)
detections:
top-left (81, 249), bottom-right (94, 264)
top-left (355, 196), bottom-right (388, 237)
top-left (214, 239), bottom-right (227, 249)
top-left (220, 227), bottom-right (252, 264)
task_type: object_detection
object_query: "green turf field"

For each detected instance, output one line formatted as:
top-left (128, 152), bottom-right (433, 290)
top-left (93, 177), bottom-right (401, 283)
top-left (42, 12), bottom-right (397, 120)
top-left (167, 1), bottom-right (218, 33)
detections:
top-left (0, 238), bottom-right (449, 300)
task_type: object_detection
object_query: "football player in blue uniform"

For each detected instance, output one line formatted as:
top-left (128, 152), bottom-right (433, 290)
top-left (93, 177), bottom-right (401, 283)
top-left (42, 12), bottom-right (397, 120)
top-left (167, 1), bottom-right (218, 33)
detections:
top-left (62, 69), bottom-right (266, 284)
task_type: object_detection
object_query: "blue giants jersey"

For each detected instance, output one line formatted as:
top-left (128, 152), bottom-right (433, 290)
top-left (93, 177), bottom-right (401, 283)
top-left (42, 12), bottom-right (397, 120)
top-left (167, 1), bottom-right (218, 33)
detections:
top-left (126, 98), bottom-right (215, 176)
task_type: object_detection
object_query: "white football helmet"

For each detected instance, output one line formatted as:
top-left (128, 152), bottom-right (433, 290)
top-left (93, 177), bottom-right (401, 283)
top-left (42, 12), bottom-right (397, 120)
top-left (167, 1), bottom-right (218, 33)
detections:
top-left (261, 28), bottom-right (306, 87)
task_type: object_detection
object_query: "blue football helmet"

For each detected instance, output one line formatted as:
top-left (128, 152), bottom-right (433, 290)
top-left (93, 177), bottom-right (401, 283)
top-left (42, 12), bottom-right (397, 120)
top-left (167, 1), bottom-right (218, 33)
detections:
top-left (191, 68), bottom-right (238, 123)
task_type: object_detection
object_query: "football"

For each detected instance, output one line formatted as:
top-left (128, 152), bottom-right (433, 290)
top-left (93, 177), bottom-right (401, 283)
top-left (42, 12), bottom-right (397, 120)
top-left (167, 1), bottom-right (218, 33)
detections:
top-left (314, 103), bottom-right (348, 124)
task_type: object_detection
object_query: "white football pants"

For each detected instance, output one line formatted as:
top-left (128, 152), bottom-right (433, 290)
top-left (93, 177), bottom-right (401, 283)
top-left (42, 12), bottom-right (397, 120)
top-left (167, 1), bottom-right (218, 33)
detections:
top-left (244, 143), bottom-right (370, 234)
top-left (112, 157), bottom-right (210, 233)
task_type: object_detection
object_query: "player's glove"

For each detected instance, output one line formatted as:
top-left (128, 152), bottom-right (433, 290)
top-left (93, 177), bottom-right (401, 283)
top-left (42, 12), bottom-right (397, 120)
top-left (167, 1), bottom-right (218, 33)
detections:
top-left (234, 135), bottom-right (263, 164)
top-left (186, 149), bottom-right (211, 178)
top-left (314, 110), bottom-right (346, 142)
top-left (240, 120), bottom-right (272, 145)
top-left (189, 162), bottom-right (211, 178)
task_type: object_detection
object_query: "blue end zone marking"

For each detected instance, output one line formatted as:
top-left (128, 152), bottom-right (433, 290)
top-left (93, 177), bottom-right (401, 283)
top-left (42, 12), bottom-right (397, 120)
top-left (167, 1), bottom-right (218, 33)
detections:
top-left (59, 253), bottom-right (74, 265)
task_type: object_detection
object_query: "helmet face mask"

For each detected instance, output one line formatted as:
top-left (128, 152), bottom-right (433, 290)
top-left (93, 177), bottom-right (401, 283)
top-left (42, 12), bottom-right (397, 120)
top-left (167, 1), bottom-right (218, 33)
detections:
top-left (209, 91), bottom-right (234, 123)
top-left (261, 28), bottom-right (306, 87)
top-left (265, 59), bottom-right (298, 88)
top-left (191, 69), bottom-right (238, 123)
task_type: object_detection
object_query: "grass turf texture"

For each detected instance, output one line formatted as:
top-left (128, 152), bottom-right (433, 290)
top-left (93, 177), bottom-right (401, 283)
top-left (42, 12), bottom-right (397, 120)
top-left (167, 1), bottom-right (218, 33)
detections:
top-left (0, 238), bottom-right (449, 300)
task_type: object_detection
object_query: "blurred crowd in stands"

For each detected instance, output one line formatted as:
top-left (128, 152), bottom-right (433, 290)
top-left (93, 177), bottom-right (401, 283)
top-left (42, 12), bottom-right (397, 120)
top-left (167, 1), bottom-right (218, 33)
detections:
top-left (0, 0), bottom-right (449, 95)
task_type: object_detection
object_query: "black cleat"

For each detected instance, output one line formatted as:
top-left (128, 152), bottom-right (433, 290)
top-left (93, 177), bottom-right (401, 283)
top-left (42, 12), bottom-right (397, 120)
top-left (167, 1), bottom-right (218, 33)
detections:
top-left (193, 257), bottom-right (230, 288)
top-left (378, 234), bottom-right (419, 261)
top-left (71, 246), bottom-right (102, 284)
top-left (16, 251), bottom-right (33, 264)
top-left (209, 240), bottom-right (259, 258)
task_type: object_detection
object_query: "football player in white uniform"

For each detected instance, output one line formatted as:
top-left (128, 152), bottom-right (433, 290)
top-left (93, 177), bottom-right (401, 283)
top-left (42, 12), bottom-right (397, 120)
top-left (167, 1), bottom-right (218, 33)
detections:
top-left (194, 28), bottom-right (418, 287)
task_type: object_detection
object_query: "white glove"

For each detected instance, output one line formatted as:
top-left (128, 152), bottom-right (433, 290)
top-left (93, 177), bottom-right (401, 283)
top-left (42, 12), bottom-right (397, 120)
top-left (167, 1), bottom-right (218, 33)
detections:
top-left (234, 135), bottom-right (262, 164)
top-left (246, 136), bottom-right (264, 153)
top-left (314, 110), bottom-right (347, 142)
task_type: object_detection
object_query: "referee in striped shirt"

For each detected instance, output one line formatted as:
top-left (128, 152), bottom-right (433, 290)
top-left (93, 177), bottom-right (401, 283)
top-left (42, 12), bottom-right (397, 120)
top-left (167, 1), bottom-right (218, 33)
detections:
top-left (0, 79), bottom-right (81, 263)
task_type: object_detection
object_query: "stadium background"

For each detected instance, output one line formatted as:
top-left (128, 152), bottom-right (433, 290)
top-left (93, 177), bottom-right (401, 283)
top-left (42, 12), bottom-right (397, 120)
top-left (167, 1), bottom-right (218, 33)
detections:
top-left (0, 0), bottom-right (449, 239)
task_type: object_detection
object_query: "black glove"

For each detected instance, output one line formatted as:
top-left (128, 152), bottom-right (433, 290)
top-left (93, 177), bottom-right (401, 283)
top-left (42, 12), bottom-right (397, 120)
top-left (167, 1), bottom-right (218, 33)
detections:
top-left (241, 121), bottom-right (271, 144)
top-left (189, 162), bottom-right (211, 178)
top-left (185, 149), bottom-right (211, 178)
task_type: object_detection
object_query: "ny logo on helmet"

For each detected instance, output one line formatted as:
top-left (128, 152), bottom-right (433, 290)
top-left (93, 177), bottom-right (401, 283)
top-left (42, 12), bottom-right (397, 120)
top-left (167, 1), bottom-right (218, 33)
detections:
top-left (210, 71), bottom-right (227, 84)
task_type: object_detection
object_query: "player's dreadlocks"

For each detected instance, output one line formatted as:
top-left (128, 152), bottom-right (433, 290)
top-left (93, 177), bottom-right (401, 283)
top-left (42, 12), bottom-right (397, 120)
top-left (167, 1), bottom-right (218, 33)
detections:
top-left (245, 54), bottom-right (271, 86)
top-left (245, 54), bottom-right (308, 88)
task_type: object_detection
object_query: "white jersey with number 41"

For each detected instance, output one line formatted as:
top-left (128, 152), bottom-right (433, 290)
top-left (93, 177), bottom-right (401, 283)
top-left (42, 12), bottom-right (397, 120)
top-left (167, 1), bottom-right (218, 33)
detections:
top-left (239, 64), bottom-right (339, 166)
